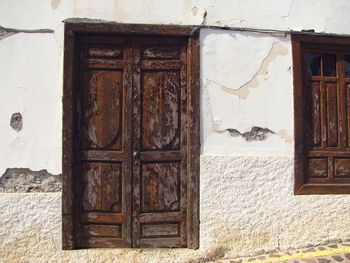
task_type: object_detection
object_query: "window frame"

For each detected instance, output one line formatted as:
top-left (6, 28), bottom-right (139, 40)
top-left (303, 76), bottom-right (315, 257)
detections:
top-left (292, 33), bottom-right (350, 195)
top-left (62, 22), bottom-right (200, 249)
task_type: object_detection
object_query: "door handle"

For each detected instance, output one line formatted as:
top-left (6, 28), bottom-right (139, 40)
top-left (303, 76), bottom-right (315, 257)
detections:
top-left (133, 151), bottom-right (140, 159)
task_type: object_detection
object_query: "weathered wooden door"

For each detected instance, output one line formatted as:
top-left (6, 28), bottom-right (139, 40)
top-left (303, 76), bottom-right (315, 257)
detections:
top-left (131, 37), bottom-right (188, 248)
top-left (76, 35), bottom-right (133, 248)
top-left (69, 32), bottom-right (198, 248)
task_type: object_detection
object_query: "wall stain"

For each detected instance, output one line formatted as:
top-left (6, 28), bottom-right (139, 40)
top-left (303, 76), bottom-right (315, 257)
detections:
top-left (51, 0), bottom-right (61, 9)
top-left (0, 168), bottom-right (61, 192)
top-left (209, 42), bottom-right (288, 99)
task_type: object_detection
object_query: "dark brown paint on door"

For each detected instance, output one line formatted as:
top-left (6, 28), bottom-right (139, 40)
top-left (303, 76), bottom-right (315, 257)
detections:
top-left (131, 37), bottom-right (188, 248)
top-left (62, 24), bottom-right (200, 249)
top-left (76, 35), bottom-right (133, 248)
top-left (292, 34), bottom-right (350, 194)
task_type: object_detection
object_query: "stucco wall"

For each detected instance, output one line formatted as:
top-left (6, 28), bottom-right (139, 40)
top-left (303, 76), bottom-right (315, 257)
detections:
top-left (1, 0), bottom-right (350, 262)
top-left (201, 29), bottom-right (293, 155)
top-left (2, 157), bottom-right (350, 262)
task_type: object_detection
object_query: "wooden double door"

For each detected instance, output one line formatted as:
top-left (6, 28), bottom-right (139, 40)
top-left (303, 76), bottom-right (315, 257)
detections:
top-left (69, 33), bottom-right (198, 248)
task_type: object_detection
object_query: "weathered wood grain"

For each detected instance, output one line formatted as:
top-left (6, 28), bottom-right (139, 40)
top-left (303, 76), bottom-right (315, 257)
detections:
top-left (293, 34), bottom-right (350, 195)
top-left (63, 23), bottom-right (199, 249)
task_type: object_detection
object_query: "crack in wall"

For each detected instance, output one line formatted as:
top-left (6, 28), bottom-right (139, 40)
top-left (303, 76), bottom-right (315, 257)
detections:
top-left (208, 41), bottom-right (288, 99)
top-left (0, 26), bottom-right (54, 41)
top-left (281, 0), bottom-right (295, 18)
top-left (201, 9), bottom-right (208, 25)
top-left (0, 168), bottom-right (61, 192)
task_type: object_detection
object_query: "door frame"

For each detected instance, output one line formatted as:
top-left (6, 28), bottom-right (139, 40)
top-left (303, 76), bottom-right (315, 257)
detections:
top-left (62, 22), bottom-right (200, 249)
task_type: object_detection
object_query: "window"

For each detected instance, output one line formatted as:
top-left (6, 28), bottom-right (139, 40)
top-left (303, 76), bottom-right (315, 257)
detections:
top-left (62, 23), bottom-right (200, 249)
top-left (292, 34), bottom-right (350, 194)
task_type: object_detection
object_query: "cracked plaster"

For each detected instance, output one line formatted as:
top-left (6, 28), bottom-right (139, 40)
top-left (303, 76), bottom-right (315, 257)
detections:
top-left (2, 0), bottom-right (350, 34)
top-left (201, 29), bottom-right (293, 155)
top-left (0, 33), bottom-right (61, 175)
top-left (0, 26), bottom-right (295, 175)
top-left (212, 42), bottom-right (288, 99)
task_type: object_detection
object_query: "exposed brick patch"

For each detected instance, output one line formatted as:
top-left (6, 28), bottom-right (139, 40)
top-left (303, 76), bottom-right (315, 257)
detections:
top-left (0, 168), bottom-right (61, 192)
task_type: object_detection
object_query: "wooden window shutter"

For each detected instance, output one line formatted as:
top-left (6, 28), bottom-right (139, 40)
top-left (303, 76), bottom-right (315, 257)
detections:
top-left (62, 24), bottom-right (200, 249)
top-left (292, 34), bottom-right (350, 194)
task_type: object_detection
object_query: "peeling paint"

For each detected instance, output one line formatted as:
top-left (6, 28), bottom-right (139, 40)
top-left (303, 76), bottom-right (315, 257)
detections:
top-left (226, 128), bottom-right (241, 137)
top-left (241, 127), bottom-right (275, 141)
top-left (210, 42), bottom-right (288, 99)
top-left (191, 6), bottom-right (199, 16)
top-left (214, 125), bottom-right (291, 143)
top-left (10, 112), bottom-right (23, 132)
top-left (0, 168), bottom-right (61, 192)
top-left (213, 121), bottom-right (225, 133)
top-left (276, 129), bottom-right (293, 144)
top-left (221, 126), bottom-right (276, 141)
top-left (51, 0), bottom-right (61, 10)
top-left (0, 25), bottom-right (54, 41)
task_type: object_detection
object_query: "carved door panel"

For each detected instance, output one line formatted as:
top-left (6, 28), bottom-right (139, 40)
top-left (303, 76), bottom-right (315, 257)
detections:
top-left (74, 35), bottom-right (190, 248)
top-left (131, 37), bottom-right (188, 248)
top-left (75, 35), bottom-right (133, 248)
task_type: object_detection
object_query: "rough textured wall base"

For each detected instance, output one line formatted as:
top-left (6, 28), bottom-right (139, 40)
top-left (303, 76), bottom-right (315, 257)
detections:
top-left (1, 156), bottom-right (350, 262)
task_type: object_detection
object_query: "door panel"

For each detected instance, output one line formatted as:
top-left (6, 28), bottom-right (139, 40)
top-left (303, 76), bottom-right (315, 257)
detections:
top-left (74, 34), bottom-right (190, 248)
top-left (82, 70), bottom-right (123, 150)
top-left (141, 71), bottom-right (181, 150)
top-left (81, 162), bottom-right (122, 212)
top-left (141, 162), bottom-right (181, 212)
top-left (75, 36), bottom-right (133, 248)
top-left (132, 37), bottom-right (188, 248)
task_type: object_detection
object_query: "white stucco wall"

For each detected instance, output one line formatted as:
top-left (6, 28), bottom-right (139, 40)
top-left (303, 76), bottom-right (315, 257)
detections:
top-left (201, 29), bottom-right (293, 155)
top-left (2, 157), bottom-right (350, 262)
top-left (0, 33), bottom-right (62, 175)
top-left (1, 0), bottom-right (350, 262)
top-left (2, 0), bottom-right (350, 35)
